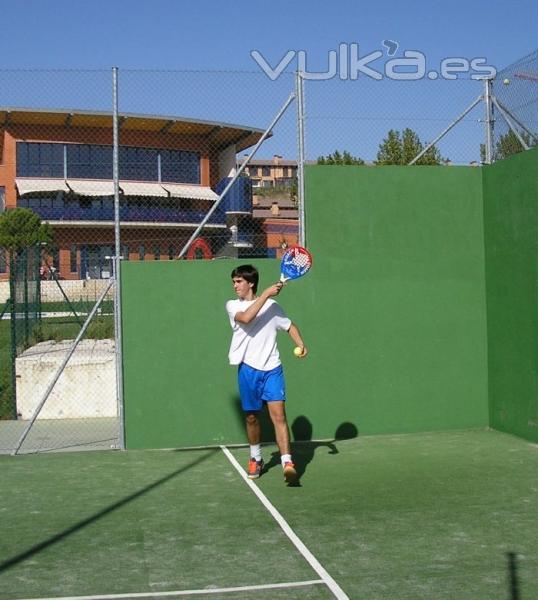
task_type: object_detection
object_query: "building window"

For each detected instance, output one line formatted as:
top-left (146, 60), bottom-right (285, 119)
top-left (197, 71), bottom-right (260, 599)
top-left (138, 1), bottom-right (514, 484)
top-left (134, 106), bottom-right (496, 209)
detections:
top-left (70, 245), bottom-right (77, 273)
top-left (160, 149), bottom-right (200, 184)
top-left (262, 166), bottom-right (271, 177)
top-left (139, 245), bottom-right (145, 261)
top-left (0, 249), bottom-right (6, 273)
top-left (67, 144), bottom-right (113, 180)
top-left (152, 245), bottom-right (161, 260)
top-left (120, 146), bottom-right (158, 181)
top-left (0, 187), bottom-right (5, 213)
top-left (16, 142), bottom-right (64, 177)
top-left (17, 142), bottom-right (201, 185)
top-left (249, 166), bottom-right (259, 177)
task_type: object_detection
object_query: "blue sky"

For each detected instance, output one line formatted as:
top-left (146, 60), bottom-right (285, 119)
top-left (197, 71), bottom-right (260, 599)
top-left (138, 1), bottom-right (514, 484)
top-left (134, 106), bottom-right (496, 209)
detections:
top-left (1, 0), bottom-right (537, 163)
top-left (1, 0), bottom-right (536, 71)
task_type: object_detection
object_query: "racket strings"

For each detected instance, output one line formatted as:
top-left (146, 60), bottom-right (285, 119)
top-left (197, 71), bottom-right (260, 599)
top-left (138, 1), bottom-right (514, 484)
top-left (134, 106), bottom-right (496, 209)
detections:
top-left (289, 254), bottom-right (311, 268)
top-left (282, 248), bottom-right (312, 278)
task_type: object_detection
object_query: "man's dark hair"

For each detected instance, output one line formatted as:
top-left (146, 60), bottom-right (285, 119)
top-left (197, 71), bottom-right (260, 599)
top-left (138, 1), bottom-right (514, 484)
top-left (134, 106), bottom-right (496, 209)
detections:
top-left (231, 264), bottom-right (259, 293)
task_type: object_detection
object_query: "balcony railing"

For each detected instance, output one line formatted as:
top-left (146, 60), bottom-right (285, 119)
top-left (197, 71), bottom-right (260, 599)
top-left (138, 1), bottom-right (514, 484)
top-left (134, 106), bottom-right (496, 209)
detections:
top-left (28, 204), bottom-right (226, 225)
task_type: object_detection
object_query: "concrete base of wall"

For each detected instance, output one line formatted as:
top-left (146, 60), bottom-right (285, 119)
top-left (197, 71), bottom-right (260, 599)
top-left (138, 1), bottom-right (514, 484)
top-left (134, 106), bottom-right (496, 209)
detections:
top-left (16, 339), bottom-right (117, 420)
top-left (0, 279), bottom-right (114, 304)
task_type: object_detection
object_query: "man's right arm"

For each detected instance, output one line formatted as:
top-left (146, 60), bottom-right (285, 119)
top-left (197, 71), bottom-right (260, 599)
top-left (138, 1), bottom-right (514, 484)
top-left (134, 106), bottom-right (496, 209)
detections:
top-left (234, 283), bottom-right (283, 324)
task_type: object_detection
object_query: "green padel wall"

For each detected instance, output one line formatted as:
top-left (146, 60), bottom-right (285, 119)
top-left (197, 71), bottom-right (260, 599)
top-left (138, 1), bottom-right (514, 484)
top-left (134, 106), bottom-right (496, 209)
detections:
top-left (302, 166), bottom-right (488, 438)
top-left (122, 164), bottom-right (489, 449)
top-left (483, 147), bottom-right (538, 443)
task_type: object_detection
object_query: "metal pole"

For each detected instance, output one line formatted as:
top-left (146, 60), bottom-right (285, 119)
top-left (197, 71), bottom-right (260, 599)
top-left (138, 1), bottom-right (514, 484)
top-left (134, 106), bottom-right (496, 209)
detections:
top-left (296, 71), bottom-right (306, 247)
top-left (12, 279), bottom-right (115, 455)
top-left (484, 78), bottom-right (494, 164)
top-left (408, 94), bottom-right (483, 165)
top-left (8, 259), bottom-right (17, 419)
top-left (112, 66), bottom-right (125, 450)
top-left (492, 97), bottom-right (530, 150)
top-left (50, 267), bottom-right (83, 325)
top-left (178, 91), bottom-right (296, 259)
top-left (494, 98), bottom-right (538, 144)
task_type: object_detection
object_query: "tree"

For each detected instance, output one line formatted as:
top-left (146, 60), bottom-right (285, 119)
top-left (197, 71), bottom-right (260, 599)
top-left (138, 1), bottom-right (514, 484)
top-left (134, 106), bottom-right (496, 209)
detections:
top-left (495, 129), bottom-right (535, 160)
top-left (375, 128), bottom-right (443, 165)
top-left (0, 208), bottom-right (53, 256)
top-left (480, 130), bottom-right (536, 163)
top-left (317, 150), bottom-right (365, 165)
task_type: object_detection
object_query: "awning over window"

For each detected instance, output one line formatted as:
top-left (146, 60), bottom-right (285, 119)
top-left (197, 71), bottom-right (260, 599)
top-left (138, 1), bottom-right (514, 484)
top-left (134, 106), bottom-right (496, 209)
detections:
top-left (161, 183), bottom-right (218, 202)
top-left (67, 180), bottom-right (115, 196)
top-left (16, 178), bottom-right (219, 201)
top-left (118, 181), bottom-right (167, 197)
top-left (15, 178), bottom-right (69, 194)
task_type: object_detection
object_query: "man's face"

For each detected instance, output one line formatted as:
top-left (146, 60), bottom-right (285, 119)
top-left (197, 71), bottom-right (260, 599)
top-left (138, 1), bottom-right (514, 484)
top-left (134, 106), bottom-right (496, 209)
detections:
top-left (232, 276), bottom-right (254, 299)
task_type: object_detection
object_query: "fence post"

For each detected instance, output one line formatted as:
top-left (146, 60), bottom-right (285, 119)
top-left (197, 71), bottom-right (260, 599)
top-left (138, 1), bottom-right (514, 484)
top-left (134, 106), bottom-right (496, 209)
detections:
top-left (484, 78), bottom-right (494, 164)
top-left (296, 71), bottom-right (306, 247)
top-left (112, 66), bottom-right (125, 451)
top-left (8, 254), bottom-right (17, 419)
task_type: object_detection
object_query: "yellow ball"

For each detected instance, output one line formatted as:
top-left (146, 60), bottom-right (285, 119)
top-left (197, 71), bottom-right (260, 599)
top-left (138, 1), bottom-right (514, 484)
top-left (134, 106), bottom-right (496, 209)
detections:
top-left (294, 346), bottom-right (303, 357)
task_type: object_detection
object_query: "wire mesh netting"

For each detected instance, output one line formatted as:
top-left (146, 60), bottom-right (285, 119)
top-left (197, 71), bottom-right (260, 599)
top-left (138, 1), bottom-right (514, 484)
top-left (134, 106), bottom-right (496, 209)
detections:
top-left (0, 58), bottom-right (537, 454)
top-left (0, 69), bottom-right (300, 454)
top-left (491, 49), bottom-right (538, 161)
top-left (304, 77), bottom-right (486, 166)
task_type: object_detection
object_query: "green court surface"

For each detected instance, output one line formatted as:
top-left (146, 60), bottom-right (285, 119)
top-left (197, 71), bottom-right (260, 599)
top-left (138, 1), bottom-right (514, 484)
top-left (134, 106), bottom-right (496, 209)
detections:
top-left (1, 429), bottom-right (537, 599)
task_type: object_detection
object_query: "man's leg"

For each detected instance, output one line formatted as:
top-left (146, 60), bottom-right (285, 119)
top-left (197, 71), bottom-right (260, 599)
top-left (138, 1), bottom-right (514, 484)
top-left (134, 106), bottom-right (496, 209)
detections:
top-left (267, 401), bottom-right (297, 484)
top-left (245, 411), bottom-right (261, 445)
top-left (266, 401), bottom-right (290, 455)
top-left (245, 411), bottom-right (264, 479)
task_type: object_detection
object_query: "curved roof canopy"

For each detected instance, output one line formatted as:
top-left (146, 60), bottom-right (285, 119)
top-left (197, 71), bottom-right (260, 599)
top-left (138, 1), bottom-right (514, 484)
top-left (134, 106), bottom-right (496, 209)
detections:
top-left (0, 107), bottom-right (267, 152)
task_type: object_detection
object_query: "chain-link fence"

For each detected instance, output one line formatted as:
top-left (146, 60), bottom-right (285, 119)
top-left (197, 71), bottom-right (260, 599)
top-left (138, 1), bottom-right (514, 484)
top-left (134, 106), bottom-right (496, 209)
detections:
top-left (0, 246), bottom-right (41, 422)
top-left (304, 77), bottom-right (488, 166)
top-left (0, 69), bottom-right (300, 454)
top-left (491, 49), bottom-right (538, 161)
top-left (0, 55), bottom-right (537, 454)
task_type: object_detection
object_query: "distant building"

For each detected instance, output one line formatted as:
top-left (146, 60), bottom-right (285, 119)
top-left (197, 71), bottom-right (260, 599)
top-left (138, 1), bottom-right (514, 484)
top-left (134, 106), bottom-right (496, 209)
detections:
top-left (236, 155), bottom-right (310, 256)
top-left (0, 108), bottom-right (264, 280)
top-left (240, 154), bottom-right (316, 189)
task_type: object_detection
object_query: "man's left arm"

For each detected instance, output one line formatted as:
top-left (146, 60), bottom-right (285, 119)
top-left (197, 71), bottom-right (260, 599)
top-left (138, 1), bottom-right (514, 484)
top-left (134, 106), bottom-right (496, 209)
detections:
top-left (288, 322), bottom-right (308, 358)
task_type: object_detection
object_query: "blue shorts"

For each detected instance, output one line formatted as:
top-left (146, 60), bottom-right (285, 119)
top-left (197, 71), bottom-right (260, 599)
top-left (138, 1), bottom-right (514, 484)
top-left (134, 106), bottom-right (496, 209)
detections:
top-left (238, 363), bottom-right (286, 412)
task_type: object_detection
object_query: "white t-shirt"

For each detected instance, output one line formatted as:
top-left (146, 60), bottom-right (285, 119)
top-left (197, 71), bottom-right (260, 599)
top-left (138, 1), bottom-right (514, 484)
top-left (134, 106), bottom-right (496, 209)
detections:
top-left (226, 298), bottom-right (291, 371)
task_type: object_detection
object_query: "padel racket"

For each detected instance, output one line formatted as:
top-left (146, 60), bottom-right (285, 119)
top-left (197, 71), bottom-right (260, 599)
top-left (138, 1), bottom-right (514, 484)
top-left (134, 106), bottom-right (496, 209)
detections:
top-left (279, 246), bottom-right (313, 283)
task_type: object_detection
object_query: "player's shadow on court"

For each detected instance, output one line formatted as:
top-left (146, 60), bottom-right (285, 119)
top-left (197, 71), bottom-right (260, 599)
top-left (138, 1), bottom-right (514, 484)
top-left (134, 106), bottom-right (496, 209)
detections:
top-left (264, 416), bottom-right (359, 487)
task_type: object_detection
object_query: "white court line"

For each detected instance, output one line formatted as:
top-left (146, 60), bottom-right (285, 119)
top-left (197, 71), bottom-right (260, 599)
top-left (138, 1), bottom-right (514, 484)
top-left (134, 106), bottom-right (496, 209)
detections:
top-left (220, 445), bottom-right (349, 600)
top-left (17, 580), bottom-right (324, 600)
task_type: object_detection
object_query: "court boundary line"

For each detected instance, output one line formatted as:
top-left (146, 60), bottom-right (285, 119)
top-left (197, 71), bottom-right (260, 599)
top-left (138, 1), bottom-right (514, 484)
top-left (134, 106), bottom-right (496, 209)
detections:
top-left (220, 445), bottom-right (349, 600)
top-left (17, 580), bottom-right (325, 600)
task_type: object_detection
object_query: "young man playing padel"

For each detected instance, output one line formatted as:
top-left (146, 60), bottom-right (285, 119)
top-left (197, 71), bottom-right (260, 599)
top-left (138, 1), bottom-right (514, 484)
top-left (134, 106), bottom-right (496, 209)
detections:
top-left (226, 264), bottom-right (307, 484)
